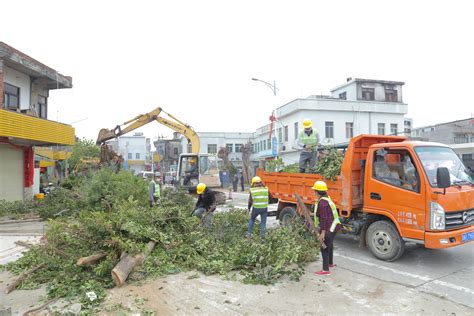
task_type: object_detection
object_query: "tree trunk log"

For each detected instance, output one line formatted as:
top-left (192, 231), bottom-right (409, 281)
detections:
top-left (111, 241), bottom-right (156, 287)
top-left (5, 263), bottom-right (46, 294)
top-left (76, 252), bottom-right (107, 266)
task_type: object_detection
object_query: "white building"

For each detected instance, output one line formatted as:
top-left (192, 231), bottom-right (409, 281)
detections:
top-left (110, 133), bottom-right (150, 174)
top-left (181, 132), bottom-right (254, 169)
top-left (252, 78), bottom-right (408, 164)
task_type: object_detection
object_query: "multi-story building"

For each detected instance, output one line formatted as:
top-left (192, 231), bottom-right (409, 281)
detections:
top-left (0, 42), bottom-right (74, 201)
top-left (180, 132), bottom-right (254, 170)
top-left (411, 118), bottom-right (474, 169)
top-left (252, 78), bottom-right (408, 164)
top-left (109, 133), bottom-right (149, 174)
top-left (154, 132), bottom-right (183, 173)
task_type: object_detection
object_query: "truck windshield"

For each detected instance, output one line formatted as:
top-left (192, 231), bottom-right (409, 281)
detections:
top-left (415, 146), bottom-right (473, 187)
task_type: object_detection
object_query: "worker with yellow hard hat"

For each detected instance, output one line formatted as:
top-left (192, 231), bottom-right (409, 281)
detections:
top-left (183, 156), bottom-right (199, 186)
top-left (312, 180), bottom-right (341, 276)
top-left (297, 118), bottom-right (321, 173)
top-left (192, 183), bottom-right (216, 228)
top-left (246, 176), bottom-right (269, 241)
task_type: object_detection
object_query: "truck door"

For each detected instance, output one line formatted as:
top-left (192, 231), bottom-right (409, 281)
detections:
top-left (365, 148), bottom-right (426, 240)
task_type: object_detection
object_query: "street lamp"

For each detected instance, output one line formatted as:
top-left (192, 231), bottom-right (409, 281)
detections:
top-left (251, 78), bottom-right (278, 96)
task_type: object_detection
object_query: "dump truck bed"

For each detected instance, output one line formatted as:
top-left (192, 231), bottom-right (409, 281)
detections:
top-left (257, 134), bottom-right (407, 216)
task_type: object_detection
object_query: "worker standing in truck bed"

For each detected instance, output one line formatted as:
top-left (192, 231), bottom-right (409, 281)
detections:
top-left (297, 118), bottom-right (320, 173)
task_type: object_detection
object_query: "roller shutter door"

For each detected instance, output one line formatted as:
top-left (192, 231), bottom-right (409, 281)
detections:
top-left (0, 144), bottom-right (23, 201)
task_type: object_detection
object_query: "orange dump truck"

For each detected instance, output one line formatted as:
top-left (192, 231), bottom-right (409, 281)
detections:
top-left (257, 134), bottom-right (474, 261)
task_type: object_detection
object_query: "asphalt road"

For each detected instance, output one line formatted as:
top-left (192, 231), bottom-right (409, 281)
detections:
top-left (225, 191), bottom-right (474, 309)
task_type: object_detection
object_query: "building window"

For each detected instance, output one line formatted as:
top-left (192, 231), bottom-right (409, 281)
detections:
top-left (38, 95), bottom-right (47, 119)
top-left (325, 121), bottom-right (334, 139)
top-left (267, 139), bottom-right (271, 149)
top-left (173, 148), bottom-right (179, 155)
top-left (278, 128), bottom-right (282, 143)
top-left (294, 122), bottom-right (299, 140)
top-left (187, 143), bottom-right (193, 153)
top-left (136, 153), bottom-right (140, 159)
top-left (339, 92), bottom-right (347, 100)
top-left (128, 153), bottom-right (132, 159)
top-left (361, 87), bottom-right (375, 101)
top-left (3, 83), bottom-right (20, 110)
top-left (263, 140), bottom-right (266, 151)
top-left (385, 89), bottom-right (398, 102)
top-left (390, 123), bottom-right (398, 135)
top-left (226, 143), bottom-right (233, 153)
top-left (207, 144), bottom-right (217, 154)
top-left (284, 126), bottom-right (289, 142)
top-left (235, 144), bottom-right (243, 153)
top-left (378, 123), bottom-right (385, 135)
top-left (345, 122), bottom-right (353, 138)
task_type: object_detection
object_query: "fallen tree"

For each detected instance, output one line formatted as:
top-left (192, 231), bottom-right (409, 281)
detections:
top-left (2, 168), bottom-right (318, 311)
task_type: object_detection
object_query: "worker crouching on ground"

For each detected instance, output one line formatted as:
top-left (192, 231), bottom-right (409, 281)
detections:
top-left (312, 180), bottom-right (341, 275)
top-left (149, 175), bottom-right (161, 207)
top-left (246, 176), bottom-right (269, 241)
top-left (297, 118), bottom-right (320, 173)
top-left (193, 183), bottom-right (216, 229)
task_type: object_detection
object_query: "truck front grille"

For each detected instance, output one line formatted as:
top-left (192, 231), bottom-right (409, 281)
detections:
top-left (445, 209), bottom-right (474, 229)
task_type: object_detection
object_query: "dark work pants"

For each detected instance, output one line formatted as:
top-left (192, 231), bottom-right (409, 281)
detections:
top-left (321, 231), bottom-right (335, 271)
top-left (299, 151), bottom-right (317, 173)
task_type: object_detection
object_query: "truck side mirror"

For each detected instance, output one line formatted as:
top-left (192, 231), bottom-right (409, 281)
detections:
top-left (436, 167), bottom-right (450, 189)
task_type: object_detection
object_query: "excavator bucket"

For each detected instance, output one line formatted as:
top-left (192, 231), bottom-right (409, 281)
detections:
top-left (96, 128), bottom-right (116, 145)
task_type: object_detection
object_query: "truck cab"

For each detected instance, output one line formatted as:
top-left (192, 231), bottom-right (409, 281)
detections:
top-left (363, 141), bottom-right (474, 255)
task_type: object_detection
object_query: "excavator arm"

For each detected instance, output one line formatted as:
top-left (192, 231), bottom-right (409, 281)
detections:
top-left (96, 107), bottom-right (200, 153)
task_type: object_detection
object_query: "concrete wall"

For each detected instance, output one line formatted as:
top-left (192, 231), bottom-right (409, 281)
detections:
top-left (4, 66), bottom-right (30, 110)
top-left (331, 81), bottom-right (358, 100)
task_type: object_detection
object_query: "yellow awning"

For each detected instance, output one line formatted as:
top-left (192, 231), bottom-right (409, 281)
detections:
top-left (39, 160), bottom-right (55, 167)
top-left (127, 159), bottom-right (145, 166)
top-left (0, 109), bottom-right (75, 145)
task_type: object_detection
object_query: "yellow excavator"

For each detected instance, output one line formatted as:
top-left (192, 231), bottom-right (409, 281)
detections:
top-left (96, 107), bottom-right (223, 192)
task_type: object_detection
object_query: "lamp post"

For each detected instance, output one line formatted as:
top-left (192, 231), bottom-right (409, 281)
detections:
top-left (251, 78), bottom-right (278, 96)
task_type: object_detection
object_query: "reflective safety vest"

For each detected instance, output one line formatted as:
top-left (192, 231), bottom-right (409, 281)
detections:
top-left (299, 130), bottom-right (319, 148)
top-left (250, 187), bottom-right (269, 209)
top-left (152, 181), bottom-right (160, 198)
top-left (314, 196), bottom-right (341, 232)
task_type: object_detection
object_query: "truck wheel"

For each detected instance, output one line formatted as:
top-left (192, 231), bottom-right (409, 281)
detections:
top-left (366, 220), bottom-right (405, 262)
top-left (279, 206), bottom-right (296, 226)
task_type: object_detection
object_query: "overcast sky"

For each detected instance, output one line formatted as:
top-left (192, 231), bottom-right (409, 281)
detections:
top-left (2, 0), bottom-right (473, 143)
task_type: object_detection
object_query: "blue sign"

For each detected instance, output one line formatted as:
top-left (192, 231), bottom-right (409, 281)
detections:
top-left (271, 137), bottom-right (278, 157)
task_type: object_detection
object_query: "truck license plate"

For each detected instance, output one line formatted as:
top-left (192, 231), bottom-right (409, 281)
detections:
top-left (462, 232), bottom-right (474, 242)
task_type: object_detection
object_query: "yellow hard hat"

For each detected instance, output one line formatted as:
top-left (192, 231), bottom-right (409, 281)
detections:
top-left (312, 180), bottom-right (328, 191)
top-left (190, 158), bottom-right (196, 164)
top-left (303, 119), bottom-right (313, 129)
top-left (196, 183), bottom-right (206, 194)
top-left (251, 176), bottom-right (262, 185)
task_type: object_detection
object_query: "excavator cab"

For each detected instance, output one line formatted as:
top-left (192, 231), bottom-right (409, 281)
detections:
top-left (178, 154), bottom-right (221, 188)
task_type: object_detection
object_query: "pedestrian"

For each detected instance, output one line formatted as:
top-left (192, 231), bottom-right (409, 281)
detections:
top-left (246, 176), bottom-right (269, 241)
top-left (240, 172), bottom-right (245, 191)
top-left (312, 180), bottom-right (341, 275)
top-left (232, 173), bottom-right (239, 192)
top-left (149, 175), bottom-right (161, 207)
top-left (297, 118), bottom-right (320, 173)
top-left (192, 183), bottom-right (216, 229)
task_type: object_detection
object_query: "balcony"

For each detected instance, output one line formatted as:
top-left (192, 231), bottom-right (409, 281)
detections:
top-left (453, 136), bottom-right (474, 144)
top-left (0, 109), bottom-right (75, 146)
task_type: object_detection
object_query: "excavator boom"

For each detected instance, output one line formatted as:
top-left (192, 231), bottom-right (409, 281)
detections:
top-left (96, 106), bottom-right (200, 153)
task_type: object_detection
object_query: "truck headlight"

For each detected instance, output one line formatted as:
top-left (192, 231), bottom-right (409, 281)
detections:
top-left (430, 201), bottom-right (445, 230)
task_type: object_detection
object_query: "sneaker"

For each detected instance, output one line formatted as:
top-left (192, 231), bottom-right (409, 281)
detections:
top-left (314, 270), bottom-right (331, 276)
top-left (329, 264), bottom-right (336, 268)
